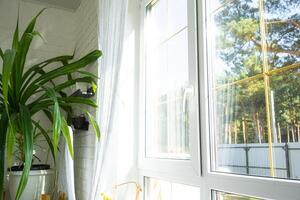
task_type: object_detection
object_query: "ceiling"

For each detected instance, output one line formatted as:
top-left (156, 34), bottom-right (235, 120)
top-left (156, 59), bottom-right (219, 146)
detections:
top-left (26, 0), bottom-right (81, 10)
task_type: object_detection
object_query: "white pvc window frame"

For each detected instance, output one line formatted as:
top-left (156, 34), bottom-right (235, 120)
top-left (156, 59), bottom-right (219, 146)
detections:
top-left (138, 0), bottom-right (300, 200)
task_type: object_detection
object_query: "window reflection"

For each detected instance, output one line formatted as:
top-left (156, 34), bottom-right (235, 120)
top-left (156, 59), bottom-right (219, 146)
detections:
top-left (210, 0), bottom-right (300, 179)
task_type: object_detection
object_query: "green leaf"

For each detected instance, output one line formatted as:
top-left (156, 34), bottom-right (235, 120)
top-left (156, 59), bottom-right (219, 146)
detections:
top-left (10, 14), bottom-right (19, 99)
top-left (53, 77), bottom-right (96, 92)
top-left (22, 55), bottom-right (73, 83)
top-left (84, 110), bottom-right (100, 141)
top-left (14, 8), bottom-right (46, 96)
top-left (61, 118), bottom-right (74, 158)
top-left (2, 49), bottom-right (16, 114)
top-left (52, 102), bottom-right (61, 159)
top-left (42, 86), bottom-right (61, 158)
top-left (29, 31), bottom-right (46, 43)
top-left (21, 55), bottom-right (73, 95)
top-left (16, 105), bottom-right (33, 200)
top-left (21, 50), bottom-right (102, 103)
top-left (12, 15), bottom-right (19, 50)
top-left (32, 121), bottom-right (55, 162)
top-left (6, 125), bottom-right (15, 167)
top-left (35, 50), bottom-right (101, 85)
top-left (0, 47), bottom-right (3, 59)
top-left (77, 70), bottom-right (100, 79)
top-left (0, 113), bottom-right (8, 200)
top-left (59, 97), bottom-right (97, 108)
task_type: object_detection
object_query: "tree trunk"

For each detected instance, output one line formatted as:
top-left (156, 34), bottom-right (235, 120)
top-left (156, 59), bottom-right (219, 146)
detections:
top-left (256, 113), bottom-right (262, 144)
top-left (291, 125), bottom-right (295, 143)
top-left (277, 123), bottom-right (282, 143)
top-left (234, 122), bottom-right (238, 144)
top-left (242, 118), bottom-right (246, 143)
top-left (224, 106), bottom-right (228, 144)
top-left (224, 123), bottom-right (228, 144)
top-left (287, 125), bottom-right (290, 143)
top-left (228, 124), bottom-right (232, 144)
top-left (297, 125), bottom-right (300, 142)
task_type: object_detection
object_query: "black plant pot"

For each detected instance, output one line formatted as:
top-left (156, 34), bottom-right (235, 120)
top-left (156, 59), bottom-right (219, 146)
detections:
top-left (8, 164), bottom-right (51, 172)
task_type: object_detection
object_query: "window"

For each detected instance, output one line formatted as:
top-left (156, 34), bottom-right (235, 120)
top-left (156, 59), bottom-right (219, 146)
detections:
top-left (139, 0), bottom-right (300, 199)
top-left (144, 0), bottom-right (198, 159)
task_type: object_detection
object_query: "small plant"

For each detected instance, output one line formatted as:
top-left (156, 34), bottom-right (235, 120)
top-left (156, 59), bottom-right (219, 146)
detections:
top-left (0, 9), bottom-right (101, 200)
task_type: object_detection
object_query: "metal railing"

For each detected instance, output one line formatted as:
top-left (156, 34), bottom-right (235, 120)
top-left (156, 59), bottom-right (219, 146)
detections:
top-left (217, 143), bottom-right (300, 179)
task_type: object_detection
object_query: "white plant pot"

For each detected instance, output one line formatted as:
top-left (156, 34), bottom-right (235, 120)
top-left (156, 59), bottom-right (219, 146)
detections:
top-left (7, 169), bottom-right (54, 200)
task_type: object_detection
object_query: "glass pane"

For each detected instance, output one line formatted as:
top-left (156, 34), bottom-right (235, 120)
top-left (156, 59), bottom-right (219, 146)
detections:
top-left (146, 0), bottom-right (168, 44)
top-left (270, 69), bottom-right (300, 179)
top-left (168, 0), bottom-right (187, 34)
top-left (210, 0), bottom-right (262, 86)
top-left (265, 0), bottom-right (300, 69)
top-left (145, 178), bottom-right (200, 200)
top-left (209, 0), bottom-right (300, 179)
top-left (212, 190), bottom-right (263, 200)
top-left (146, 0), bottom-right (192, 159)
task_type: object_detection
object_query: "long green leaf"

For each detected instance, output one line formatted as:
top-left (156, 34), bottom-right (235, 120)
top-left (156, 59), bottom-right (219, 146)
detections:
top-left (6, 125), bottom-right (15, 167)
top-left (29, 100), bottom-right (70, 116)
top-left (27, 76), bottom-right (95, 105)
top-left (21, 50), bottom-right (102, 103)
top-left (32, 121), bottom-right (55, 162)
top-left (77, 70), bottom-right (100, 79)
top-left (84, 110), bottom-right (100, 141)
top-left (12, 14), bottom-right (19, 51)
top-left (2, 49), bottom-right (16, 114)
top-left (0, 48), bottom-right (3, 60)
top-left (15, 105), bottom-right (33, 200)
top-left (14, 9), bottom-right (46, 99)
top-left (0, 113), bottom-right (8, 200)
top-left (59, 97), bottom-right (97, 108)
top-left (61, 118), bottom-right (73, 158)
top-left (35, 50), bottom-right (101, 85)
top-left (10, 13), bottom-right (19, 100)
top-left (21, 55), bottom-right (73, 93)
top-left (52, 102), bottom-right (61, 158)
top-left (18, 8), bottom-right (46, 73)
top-left (42, 86), bottom-right (61, 158)
top-left (53, 76), bottom-right (96, 93)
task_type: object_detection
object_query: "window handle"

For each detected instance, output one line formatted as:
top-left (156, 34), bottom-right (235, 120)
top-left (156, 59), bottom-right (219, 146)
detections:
top-left (182, 85), bottom-right (194, 113)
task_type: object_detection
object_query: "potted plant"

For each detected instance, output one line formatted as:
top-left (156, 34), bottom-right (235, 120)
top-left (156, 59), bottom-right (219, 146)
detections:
top-left (0, 9), bottom-right (101, 200)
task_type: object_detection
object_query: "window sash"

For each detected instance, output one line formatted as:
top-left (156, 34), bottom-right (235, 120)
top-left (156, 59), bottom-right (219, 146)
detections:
top-left (139, 0), bottom-right (201, 177)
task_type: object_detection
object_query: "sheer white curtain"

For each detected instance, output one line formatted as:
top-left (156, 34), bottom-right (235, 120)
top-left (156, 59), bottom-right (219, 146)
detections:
top-left (89, 0), bottom-right (131, 199)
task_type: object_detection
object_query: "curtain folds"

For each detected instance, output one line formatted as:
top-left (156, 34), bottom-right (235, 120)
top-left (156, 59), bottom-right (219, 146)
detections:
top-left (90, 0), bottom-right (129, 199)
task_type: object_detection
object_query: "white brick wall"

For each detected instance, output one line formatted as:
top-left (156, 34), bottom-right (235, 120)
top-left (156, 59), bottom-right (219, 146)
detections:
top-left (73, 0), bottom-right (100, 199)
